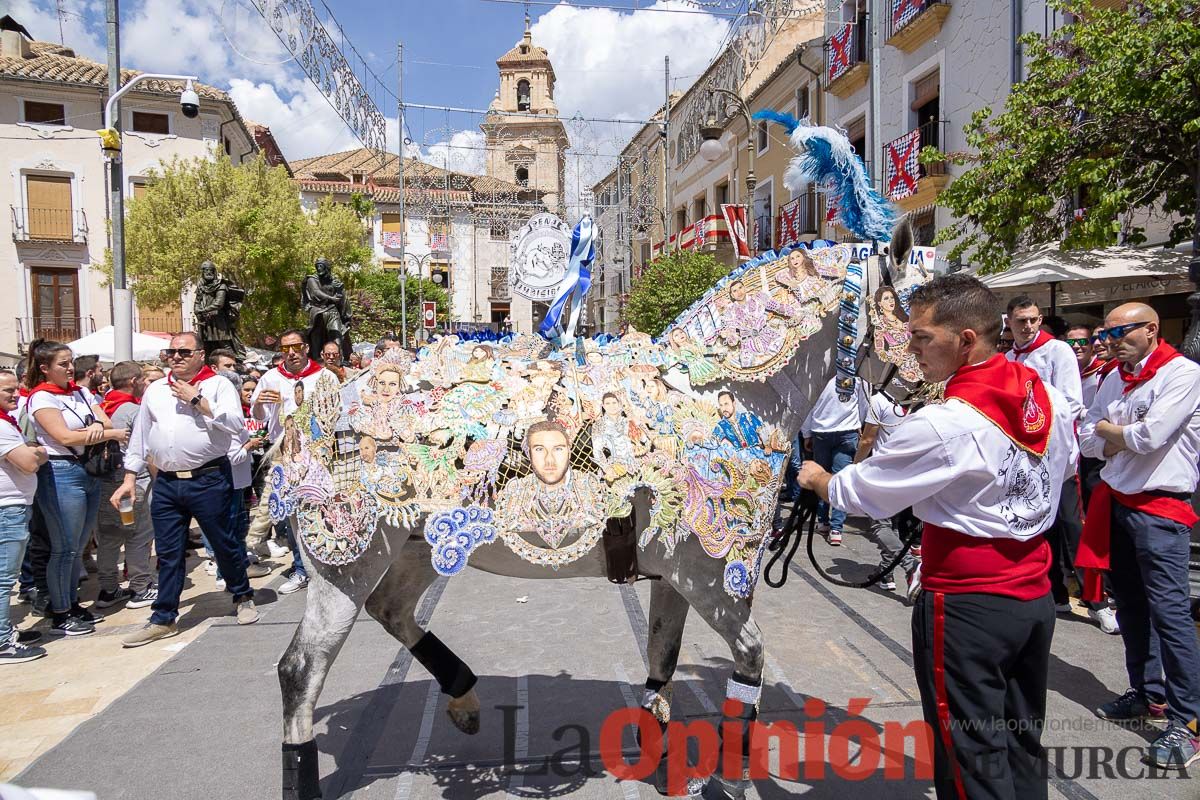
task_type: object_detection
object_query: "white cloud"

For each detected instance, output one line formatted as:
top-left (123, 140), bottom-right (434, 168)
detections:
top-left (418, 130), bottom-right (488, 176)
top-left (226, 78), bottom-right (364, 159)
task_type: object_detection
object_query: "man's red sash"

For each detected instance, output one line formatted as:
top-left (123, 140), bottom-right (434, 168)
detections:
top-left (1011, 329), bottom-right (1054, 357)
top-left (278, 359), bottom-right (323, 380)
top-left (921, 523), bottom-right (1052, 600)
top-left (1077, 483), bottom-right (1199, 602)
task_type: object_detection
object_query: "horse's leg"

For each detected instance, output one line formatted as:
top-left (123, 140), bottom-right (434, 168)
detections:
top-left (280, 552), bottom-right (394, 800)
top-left (364, 546), bottom-right (481, 734)
top-left (665, 573), bottom-right (764, 800)
top-left (640, 579), bottom-right (691, 795)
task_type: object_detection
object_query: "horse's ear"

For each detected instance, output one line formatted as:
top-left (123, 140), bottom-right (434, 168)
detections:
top-left (889, 215), bottom-right (913, 274)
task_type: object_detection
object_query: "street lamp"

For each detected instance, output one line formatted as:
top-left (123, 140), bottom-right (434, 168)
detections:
top-left (702, 88), bottom-right (757, 254)
top-left (102, 71), bottom-right (199, 362)
top-left (405, 251), bottom-right (446, 343)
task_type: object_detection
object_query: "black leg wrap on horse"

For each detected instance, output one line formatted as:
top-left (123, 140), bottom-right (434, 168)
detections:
top-left (604, 515), bottom-right (639, 584)
top-left (412, 631), bottom-right (478, 698)
top-left (282, 740), bottom-right (322, 800)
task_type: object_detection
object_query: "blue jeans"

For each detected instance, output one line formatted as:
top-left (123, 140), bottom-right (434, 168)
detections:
top-left (0, 504), bottom-right (32, 642)
top-left (203, 490), bottom-right (249, 584)
top-left (35, 459), bottom-right (101, 614)
top-left (150, 463), bottom-right (252, 625)
top-left (812, 429), bottom-right (858, 532)
top-left (18, 501), bottom-right (49, 594)
top-left (1109, 504), bottom-right (1200, 727)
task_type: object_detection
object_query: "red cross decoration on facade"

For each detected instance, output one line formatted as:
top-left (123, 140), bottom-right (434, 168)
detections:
top-left (777, 198), bottom-right (801, 248)
top-left (885, 128), bottom-right (922, 201)
top-left (892, 0), bottom-right (927, 30)
top-left (826, 23), bottom-right (854, 83)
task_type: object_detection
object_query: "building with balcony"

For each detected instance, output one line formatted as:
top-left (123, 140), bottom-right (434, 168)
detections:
top-left (293, 148), bottom-right (543, 333)
top-left (0, 17), bottom-right (257, 363)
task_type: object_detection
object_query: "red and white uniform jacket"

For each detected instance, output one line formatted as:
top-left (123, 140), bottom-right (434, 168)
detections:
top-left (829, 355), bottom-right (1078, 600)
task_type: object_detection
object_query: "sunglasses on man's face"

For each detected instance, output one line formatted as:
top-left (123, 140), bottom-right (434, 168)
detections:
top-left (1064, 337), bottom-right (1091, 348)
top-left (280, 343), bottom-right (307, 353)
top-left (1093, 321), bottom-right (1150, 342)
top-left (162, 348), bottom-right (200, 359)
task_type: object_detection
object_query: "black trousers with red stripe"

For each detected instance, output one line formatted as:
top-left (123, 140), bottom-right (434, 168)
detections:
top-left (912, 590), bottom-right (1056, 800)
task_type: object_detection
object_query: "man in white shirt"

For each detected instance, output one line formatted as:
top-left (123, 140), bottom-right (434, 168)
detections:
top-left (1078, 303), bottom-right (1200, 769)
top-left (800, 375), bottom-right (868, 545)
top-left (1006, 296), bottom-right (1091, 622)
top-left (0, 371), bottom-right (48, 663)
top-left (248, 329), bottom-right (326, 594)
top-left (801, 275), bottom-right (1077, 800)
top-left (111, 333), bottom-right (259, 647)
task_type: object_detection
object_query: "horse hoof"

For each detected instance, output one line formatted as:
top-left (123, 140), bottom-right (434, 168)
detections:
top-left (698, 776), bottom-right (746, 800)
top-left (282, 740), bottom-right (322, 800)
top-left (446, 688), bottom-right (481, 735)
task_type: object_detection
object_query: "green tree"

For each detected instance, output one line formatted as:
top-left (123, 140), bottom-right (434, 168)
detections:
top-left (111, 152), bottom-right (373, 344)
top-left (345, 268), bottom-right (450, 345)
top-left (624, 249), bottom-right (731, 337)
top-left (932, 0), bottom-right (1200, 273)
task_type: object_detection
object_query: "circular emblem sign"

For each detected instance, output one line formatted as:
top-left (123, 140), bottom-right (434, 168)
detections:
top-left (509, 213), bottom-right (571, 302)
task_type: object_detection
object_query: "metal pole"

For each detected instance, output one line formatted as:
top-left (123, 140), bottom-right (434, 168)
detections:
top-left (107, 0), bottom-right (132, 361)
top-left (1182, 142), bottom-right (1200, 362)
top-left (663, 55), bottom-right (672, 253)
top-left (868, 0), bottom-right (883, 194)
top-left (397, 42), bottom-right (408, 348)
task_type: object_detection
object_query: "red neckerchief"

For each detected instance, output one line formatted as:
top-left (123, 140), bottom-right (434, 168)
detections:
top-left (1119, 340), bottom-right (1182, 395)
top-left (277, 359), bottom-right (322, 380)
top-left (241, 403), bottom-right (251, 416)
top-left (17, 387), bottom-right (30, 398)
top-left (1099, 359), bottom-right (1119, 376)
top-left (944, 354), bottom-right (1053, 456)
top-left (1080, 357), bottom-right (1106, 379)
top-left (0, 408), bottom-right (19, 431)
top-left (167, 365), bottom-right (219, 386)
top-left (101, 390), bottom-right (139, 418)
top-left (1077, 481), bottom-right (1200, 603)
top-left (1010, 329), bottom-right (1054, 356)
top-left (29, 380), bottom-right (81, 397)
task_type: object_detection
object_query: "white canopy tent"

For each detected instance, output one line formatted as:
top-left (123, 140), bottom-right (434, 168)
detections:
top-left (68, 326), bottom-right (169, 363)
top-left (977, 243), bottom-right (1193, 315)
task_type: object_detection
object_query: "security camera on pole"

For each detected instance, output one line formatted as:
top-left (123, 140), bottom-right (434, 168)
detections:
top-left (102, 0), bottom-right (200, 362)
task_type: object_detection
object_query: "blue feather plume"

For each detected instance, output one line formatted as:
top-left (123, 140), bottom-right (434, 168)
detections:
top-left (757, 111), bottom-right (896, 241)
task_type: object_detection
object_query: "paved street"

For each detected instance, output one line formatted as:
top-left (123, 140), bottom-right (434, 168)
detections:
top-left (9, 525), bottom-right (1196, 800)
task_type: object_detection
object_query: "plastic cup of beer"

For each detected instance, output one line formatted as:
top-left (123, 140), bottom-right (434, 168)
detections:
top-left (119, 496), bottom-right (135, 526)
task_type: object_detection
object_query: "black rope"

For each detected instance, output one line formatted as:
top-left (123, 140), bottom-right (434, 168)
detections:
top-left (764, 489), bottom-right (921, 590)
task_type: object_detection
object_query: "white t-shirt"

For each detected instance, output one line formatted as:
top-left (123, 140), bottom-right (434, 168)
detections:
top-left (865, 393), bottom-right (912, 451)
top-left (28, 388), bottom-right (97, 457)
top-left (251, 365), bottom-right (327, 443)
top-left (0, 420), bottom-right (37, 506)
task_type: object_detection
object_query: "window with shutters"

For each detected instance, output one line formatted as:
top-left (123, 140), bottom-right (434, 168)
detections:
top-left (131, 181), bottom-right (149, 200)
top-left (795, 86), bottom-right (810, 121)
top-left (25, 174), bottom-right (73, 240)
top-left (30, 268), bottom-right (80, 341)
top-left (131, 111), bottom-right (170, 135)
top-left (912, 69), bottom-right (940, 134)
top-left (24, 100), bottom-right (66, 125)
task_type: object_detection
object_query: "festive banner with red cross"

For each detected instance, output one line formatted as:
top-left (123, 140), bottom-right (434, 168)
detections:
top-left (777, 198), bottom-right (802, 249)
top-left (885, 128), bottom-right (922, 200)
top-left (892, 0), bottom-right (927, 30)
top-left (826, 22), bottom-right (854, 84)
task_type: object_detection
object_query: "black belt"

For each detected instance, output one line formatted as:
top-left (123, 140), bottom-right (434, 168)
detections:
top-left (1145, 489), bottom-right (1192, 502)
top-left (158, 456), bottom-right (229, 480)
top-left (47, 454), bottom-right (80, 462)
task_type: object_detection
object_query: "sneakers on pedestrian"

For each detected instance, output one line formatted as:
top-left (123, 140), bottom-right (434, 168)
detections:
top-left (265, 539), bottom-right (291, 559)
top-left (827, 529), bottom-right (843, 546)
top-left (215, 577), bottom-right (226, 591)
top-left (1054, 600), bottom-right (1073, 614)
top-left (126, 586), bottom-right (158, 609)
top-left (49, 616), bottom-right (94, 637)
top-left (0, 631), bottom-right (47, 664)
top-left (16, 586), bottom-right (38, 604)
top-left (246, 562), bottom-right (273, 579)
top-left (69, 604), bottom-right (102, 624)
top-left (877, 571), bottom-right (896, 590)
top-left (29, 594), bottom-right (49, 617)
top-left (203, 559), bottom-right (217, 576)
top-left (122, 622), bottom-right (179, 648)
top-left (236, 600), bottom-right (260, 625)
top-left (1146, 722), bottom-right (1200, 770)
top-left (279, 573), bottom-right (309, 595)
top-left (1096, 688), bottom-right (1167, 723)
top-left (1088, 605), bottom-right (1120, 635)
top-left (16, 630), bottom-right (43, 645)
top-left (95, 588), bottom-right (133, 608)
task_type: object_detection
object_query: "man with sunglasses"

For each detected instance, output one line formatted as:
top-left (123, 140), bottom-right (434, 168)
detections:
top-left (112, 332), bottom-right (258, 647)
top-left (1078, 303), bottom-right (1200, 769)
top-left (1006, 297), bottom-right (1088, 623)
top-left (248, 330), bottom-right (326, 595)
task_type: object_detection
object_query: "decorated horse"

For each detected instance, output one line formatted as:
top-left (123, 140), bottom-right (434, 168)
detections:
top-left (274, 114), bottom-right (929, 800)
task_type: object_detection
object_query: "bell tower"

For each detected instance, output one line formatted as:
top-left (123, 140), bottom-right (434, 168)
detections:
top-left (480, 12), bottom-right (569, 214)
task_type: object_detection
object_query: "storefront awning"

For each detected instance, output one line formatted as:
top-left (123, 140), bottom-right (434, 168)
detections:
top-left (977, 243), bottom-right (1194, 308)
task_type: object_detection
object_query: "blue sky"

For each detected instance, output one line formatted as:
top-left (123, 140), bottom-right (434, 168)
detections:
top-left (9, 0), bottom-right (734, 172)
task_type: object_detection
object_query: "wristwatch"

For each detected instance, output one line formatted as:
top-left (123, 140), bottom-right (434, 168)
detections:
top-left (190, 395), bottom-right (201, 407)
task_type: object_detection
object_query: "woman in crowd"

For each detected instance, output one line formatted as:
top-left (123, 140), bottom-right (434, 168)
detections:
top-left (25, 340), bottom-right (127, 637)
